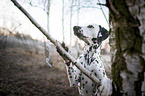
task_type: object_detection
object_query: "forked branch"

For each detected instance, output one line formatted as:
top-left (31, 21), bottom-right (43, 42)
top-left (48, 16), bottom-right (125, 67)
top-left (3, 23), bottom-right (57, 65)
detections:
top-left (11, 0), bottom-right (101, 84)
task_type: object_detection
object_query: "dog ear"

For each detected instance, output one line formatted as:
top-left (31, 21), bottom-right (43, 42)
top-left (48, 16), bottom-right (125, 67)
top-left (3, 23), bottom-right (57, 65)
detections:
top-left (97, 25), bottom-right (109, 43)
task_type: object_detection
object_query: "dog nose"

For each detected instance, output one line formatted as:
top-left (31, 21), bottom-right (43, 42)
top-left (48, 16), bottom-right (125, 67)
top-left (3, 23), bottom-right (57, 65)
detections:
top-left (73, 26), bottom-right (81, 31)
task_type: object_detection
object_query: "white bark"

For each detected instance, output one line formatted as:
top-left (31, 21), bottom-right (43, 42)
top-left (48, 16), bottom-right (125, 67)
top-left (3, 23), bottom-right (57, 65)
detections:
top-left (69, 0), bottom-right (74, 46)
top-left (108, 0), bottom-right (145, 95)
top-left (125, 1), bottom-right (145, 95)
top-left (120, 54), bottom-right (143, 95)
top-left (46, 0), bottom-right (50, 33)
top-left (62, 0), bottom-right (65, 41)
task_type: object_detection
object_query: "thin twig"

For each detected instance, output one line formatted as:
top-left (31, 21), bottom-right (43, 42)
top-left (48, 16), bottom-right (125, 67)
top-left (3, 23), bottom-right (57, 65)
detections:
top-left (97, 0), bottom-right (110, 27)
top-left (72, 5), bottom-right (100, 9)
top-left (97, 3), bottom-right (106, 6)
top-left (65, 5), bottom-right (100, 15)
top-left (11, 0), bottom-right (101, 84)
top-left (11, 23), bottom-right (22, 32)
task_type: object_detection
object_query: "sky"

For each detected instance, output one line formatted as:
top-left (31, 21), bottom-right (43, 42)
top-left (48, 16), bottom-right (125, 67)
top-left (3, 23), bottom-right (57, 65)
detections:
top-left (0, 0), bottom-right (109, 46)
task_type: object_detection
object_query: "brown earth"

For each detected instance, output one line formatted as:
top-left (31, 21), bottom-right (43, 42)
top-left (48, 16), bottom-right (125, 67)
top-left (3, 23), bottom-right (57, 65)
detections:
top-left (0, 48), bottom-right (79, 96)
top-left (0, 28), bottom-right (111, 96)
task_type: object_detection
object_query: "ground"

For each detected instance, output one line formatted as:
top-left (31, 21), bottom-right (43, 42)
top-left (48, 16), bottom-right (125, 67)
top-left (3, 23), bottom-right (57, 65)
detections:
top-left (0, 29), bottom-right (111, 96)
top-left (0, 48), bottom-right (78, 96)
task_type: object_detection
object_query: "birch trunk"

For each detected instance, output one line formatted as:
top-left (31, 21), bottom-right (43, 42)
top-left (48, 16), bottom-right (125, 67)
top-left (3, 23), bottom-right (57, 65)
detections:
top-left (69, 0), bottom-right (74, 46)
top-left (62, 0), bottom-right (65, 41)
top-left (45, 0), bottom-right (52, 67)
top-left (109, 0), bottom-right (145, 95)
top-left (47, 0), bottom-right (50, 33)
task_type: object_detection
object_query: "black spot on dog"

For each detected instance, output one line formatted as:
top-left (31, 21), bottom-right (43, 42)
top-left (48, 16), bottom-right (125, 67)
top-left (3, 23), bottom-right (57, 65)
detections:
top-left (86, 90), bottom-right (88, 93)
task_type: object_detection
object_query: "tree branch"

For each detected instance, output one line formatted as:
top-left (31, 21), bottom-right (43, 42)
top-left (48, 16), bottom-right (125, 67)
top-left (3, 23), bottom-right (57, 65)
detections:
top-left (106, 0), bottom-right (120, 18)
top-left (97, 3), bottom-right (106, 6)
top-left (72, 5), bottom-right (100, 9)
top-left (97, 0), bottom-right (109, 27)
top-left (11, 0), bottom-right (101, 84)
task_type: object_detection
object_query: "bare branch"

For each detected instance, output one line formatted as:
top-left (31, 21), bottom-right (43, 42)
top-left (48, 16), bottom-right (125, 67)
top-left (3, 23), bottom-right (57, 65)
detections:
top-left (80, 5), bottom-right (100, 9)
top-left (11, 0), bottom-right (101, 84)
top-left (72, 5), bottom-right (100, 9)
top-left (28, 3), bottom-right (45, 11)
top-left (106, 0), bottom-right (120, 18)
top-left (65, 5), bottom-right (100, 15)
top-left (97, 3), bottom-right (106, 6)
top-left (11, 23), bottom-right (22, 32)
top-left (97, 0), bottom-right (109, 27)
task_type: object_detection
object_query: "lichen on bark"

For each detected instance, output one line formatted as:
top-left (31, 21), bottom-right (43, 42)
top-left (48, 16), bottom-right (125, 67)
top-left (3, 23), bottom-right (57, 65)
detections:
top-left (109, 0), bottom-right (145, 95)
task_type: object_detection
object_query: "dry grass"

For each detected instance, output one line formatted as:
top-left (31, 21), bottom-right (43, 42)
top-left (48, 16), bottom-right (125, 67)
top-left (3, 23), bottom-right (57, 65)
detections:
top-left (0, 48), bottom-right (78, 96)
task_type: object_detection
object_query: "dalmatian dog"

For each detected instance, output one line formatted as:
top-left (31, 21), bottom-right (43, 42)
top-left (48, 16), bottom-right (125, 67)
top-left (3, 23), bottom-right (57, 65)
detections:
top-left (64, 24), bottom-right (112, 96)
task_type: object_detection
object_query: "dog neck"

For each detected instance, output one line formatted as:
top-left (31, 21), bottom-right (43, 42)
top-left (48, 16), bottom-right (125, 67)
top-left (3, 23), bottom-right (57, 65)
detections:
top-left (83, 43), bottom-right (101, 65)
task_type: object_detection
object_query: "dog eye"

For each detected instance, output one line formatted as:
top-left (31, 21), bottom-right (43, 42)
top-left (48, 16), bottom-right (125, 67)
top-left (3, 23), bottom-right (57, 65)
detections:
top-left (87, 25), bottom-right (94, 28)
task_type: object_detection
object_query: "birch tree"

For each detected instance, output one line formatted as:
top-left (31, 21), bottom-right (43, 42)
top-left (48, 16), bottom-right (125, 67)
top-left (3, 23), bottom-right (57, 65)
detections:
top-left (62, 0), bottom-right (65, 42)
top-left (107, 0), bottom-right (145, 95)
top-left (11, 0), bottom-right (101, 85)
top-left (11, 0), bottom-right (145, 95)
top-left (26, 0), bottom-right (52, 67)
top-left (69, 0), bottom-right (74, 46)
top-left (45, 0), bottom-right (52, 67)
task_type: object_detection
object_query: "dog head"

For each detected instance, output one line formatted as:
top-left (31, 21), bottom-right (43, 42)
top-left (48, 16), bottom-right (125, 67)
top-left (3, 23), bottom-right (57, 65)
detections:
top-left (73, 24), bottom-right (109, 46)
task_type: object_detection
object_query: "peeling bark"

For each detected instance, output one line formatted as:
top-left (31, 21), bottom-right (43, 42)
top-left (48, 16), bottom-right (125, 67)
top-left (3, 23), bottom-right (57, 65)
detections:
top-left (109, 0), bottom-right (145, 95)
